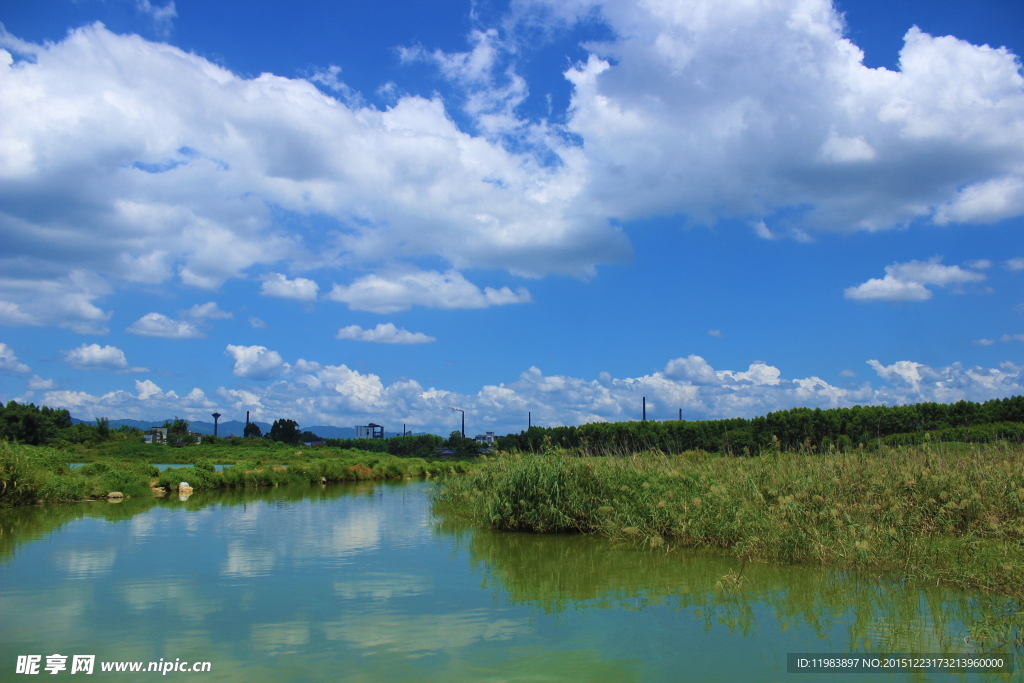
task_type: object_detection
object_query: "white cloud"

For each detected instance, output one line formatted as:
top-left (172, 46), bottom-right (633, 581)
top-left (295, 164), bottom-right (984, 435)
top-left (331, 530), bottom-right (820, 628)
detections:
top-left (0, 343), bottom-right (30, 373)
top-left (336, 323), bottom-right (436, 345)
top-left (134, 379), bottom-right (165, 400)
top-left (184, 302), bottom-right (232, 319)
top-left (225, 344), bottom-right (289, 379)
top-left (664, 355), bottom-right (721, 385)
top-left (37, 353), bottom-right (1023, 434)
top-left (0, 23), bottom-right (624, 326)
top-left (845, 257), bottom-right (986, 302)
top-left (1006, 258), bottom-right (1024, 272)
top-left (126, 312), bottom-right (205, 339)
top-left (0, 271), bottom-right (112, 334)
top-left (934, 177), bottom-right (1024, 225)
top-left (248, 316), bottom-right (268, 329)
top-left (260, 273), bottom-right (320, 301)
top-left (134, 0), bottom-right (177, 36)
top-left (478, 1), bottom-right (1024, 236)
top-left (327, 269), bottom-right (531, 314)
top-left (751, 220), bottom-right (776, 240)
top-left (1001, 334), bottom-right (1024, 343)
top-left (837, 369), bottom-right (857, 377)
top-left (27, 375), bottom-right (57, 390)
top-left (4, 9), bottom-right (1022, 331)
top-left (817, 129), bottom-right (876, 163)
top-left (706, 329), bottom-right (723, 338)
top-left (972, 338), bottom-right (996, 346)
top-left (61, 343), bottom-right (148, 373)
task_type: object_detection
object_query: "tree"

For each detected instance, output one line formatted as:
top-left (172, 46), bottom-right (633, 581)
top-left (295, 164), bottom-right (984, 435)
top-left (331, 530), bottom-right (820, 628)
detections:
top-left (0, 401), bottom-right (73, 445)
top-left (244, 422), bottom-right (262, 439)
top-left (163, 417), bottom-right (195, 446)
top-left (165, 417), bottom-right (189, 438)
top-left (268, 419), bottom-right (300, 444)
top-left (446, 430), bottom-right (480, 456)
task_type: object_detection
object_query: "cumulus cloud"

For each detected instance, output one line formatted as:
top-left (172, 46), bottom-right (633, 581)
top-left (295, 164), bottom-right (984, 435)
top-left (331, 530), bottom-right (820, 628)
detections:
top-left (0, 343), bottom-right (30, 373)
top-left (535, 2), bottom-right (1024, 233)
top-left (2, 8), bottom-right (1022, 331)
top-left (327, 270), bottom-right (531, 314)
top-left (125, 303), bottom-right (229, 338)
top-left (336, 323), bottom-right (436, 345)
top-left (126, 312), bottom-right (205, 339)
top-left (260, 273), bottom-right (320, 301)
top-left (0, 23), bottom-right (623, 325)
top-left (844, 257), bottom-right (986, 302)
top-left (61, 343), bottom-right (148, 373)
top-left (184, 301), bottom-right (232, 319)
top-left (0, 271), bottom-right (112, 334)
top-left (27, 375), bottom-right (57, 390)
top-left (3, 5), bottom-right (1023, 335)
top-left (37, 351), bottom-right (1024, 434)
top-left (225, 344), bottom-right (289, 379)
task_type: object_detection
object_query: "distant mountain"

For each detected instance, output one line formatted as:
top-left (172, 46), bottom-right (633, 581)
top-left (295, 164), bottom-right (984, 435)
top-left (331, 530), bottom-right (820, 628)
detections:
top-left (304, 425), bottom-right (355, 439)
top-left (71, 417), bottom-right (416, 440)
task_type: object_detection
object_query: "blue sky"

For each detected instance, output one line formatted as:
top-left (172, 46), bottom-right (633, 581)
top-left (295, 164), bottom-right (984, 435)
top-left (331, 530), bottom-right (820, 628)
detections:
top-left (1, 0), bottom-right (1022, 436)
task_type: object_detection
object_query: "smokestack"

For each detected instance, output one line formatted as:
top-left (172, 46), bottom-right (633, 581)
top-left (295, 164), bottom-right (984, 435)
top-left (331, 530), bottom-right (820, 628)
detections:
top-left (642, 397), bottom-right (646, 421)
top-left (246, 411), bottom-right (250, 424)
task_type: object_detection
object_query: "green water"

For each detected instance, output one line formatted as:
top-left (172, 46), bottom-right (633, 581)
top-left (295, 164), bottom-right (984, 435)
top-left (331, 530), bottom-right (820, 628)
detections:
top-left (1, 481), bottom-right (1017, 682)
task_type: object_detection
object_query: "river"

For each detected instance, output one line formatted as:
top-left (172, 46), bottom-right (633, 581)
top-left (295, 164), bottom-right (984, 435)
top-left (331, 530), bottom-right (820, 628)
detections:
top-left (0, 480), bottom-right (1017, 681)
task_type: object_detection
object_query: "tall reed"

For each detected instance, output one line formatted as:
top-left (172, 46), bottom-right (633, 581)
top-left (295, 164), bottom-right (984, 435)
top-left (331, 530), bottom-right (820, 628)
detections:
top-left (433, 443), bottom-right (1024, 597)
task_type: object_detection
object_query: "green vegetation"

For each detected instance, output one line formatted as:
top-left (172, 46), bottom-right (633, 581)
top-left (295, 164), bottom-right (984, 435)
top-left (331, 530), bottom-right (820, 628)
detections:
top-left (153, 451), bottom-right (473, 492)
top-left (433, 442), bottom-right (1024, 598)
top-left (0, 439), bottom-right (474, 506)
top-left (0, 401), bottom-right (144, 447)
top-left (0, 441), bottom-right (158, 504)
top-left (267, 418), bottom-right (301, 444)
top-left (497, 395), bottom-right (1024, 454)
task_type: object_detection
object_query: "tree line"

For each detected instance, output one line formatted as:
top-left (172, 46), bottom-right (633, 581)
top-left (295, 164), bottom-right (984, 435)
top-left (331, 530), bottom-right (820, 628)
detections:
top-left (495, 396), bottom-right (1024, 454)
top-left (5, 395), bottom-right (1022, 455)
top-left (0, 401), bottom-right (144, 446)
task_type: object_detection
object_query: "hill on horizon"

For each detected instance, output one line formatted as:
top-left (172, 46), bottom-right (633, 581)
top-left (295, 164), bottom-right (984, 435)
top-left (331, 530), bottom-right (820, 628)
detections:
top-left (70, 417), bottom-right (416, 440)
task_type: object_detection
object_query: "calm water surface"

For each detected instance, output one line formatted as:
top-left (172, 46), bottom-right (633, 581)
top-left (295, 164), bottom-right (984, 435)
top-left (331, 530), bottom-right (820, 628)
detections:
top-left (0, 481), bottom-right (1017, 682)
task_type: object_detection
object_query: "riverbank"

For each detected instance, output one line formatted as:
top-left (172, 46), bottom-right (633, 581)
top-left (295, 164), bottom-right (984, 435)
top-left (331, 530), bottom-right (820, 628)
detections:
top-left (433, 442), bottom-right (1024, 598)
top-left (0, 441), bottom-right (475, 506)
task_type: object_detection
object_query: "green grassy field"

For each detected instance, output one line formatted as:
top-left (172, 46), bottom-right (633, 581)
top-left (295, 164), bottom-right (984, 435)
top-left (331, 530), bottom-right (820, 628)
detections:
top-left (433, 442), bottom-right (1024, 598)
top-left (0, 440), bottom-right (475, 505)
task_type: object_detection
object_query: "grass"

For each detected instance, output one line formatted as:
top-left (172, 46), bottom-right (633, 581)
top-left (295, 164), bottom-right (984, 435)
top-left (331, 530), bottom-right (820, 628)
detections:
top-left (0, 440), bottom-right (476, 506)
top-left (432, 442), bottom-right (1024, 599)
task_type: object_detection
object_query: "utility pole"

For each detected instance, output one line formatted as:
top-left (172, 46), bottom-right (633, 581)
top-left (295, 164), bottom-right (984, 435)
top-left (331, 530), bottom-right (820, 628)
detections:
top-left (679, 408), bottom-right (682, 421)
top-left (642, 397), bottom-right (646, 421)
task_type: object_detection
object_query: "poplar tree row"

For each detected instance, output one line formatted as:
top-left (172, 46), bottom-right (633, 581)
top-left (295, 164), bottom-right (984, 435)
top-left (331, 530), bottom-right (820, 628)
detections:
top-left (495, 396), bottom-right (1024, 454)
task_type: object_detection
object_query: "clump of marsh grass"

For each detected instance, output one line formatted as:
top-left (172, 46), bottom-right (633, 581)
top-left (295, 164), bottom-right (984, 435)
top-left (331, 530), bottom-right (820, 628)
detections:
top-left (432, 442), bottom-right (1024, 598)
